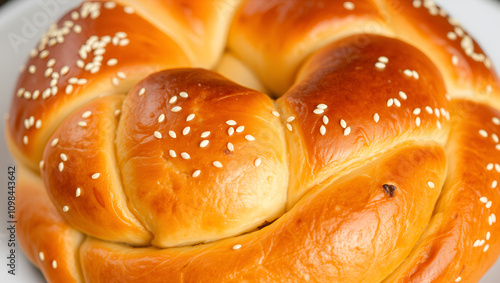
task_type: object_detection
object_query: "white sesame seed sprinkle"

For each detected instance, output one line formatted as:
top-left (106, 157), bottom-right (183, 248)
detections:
top-left (428, 181), bottom-right (435, 188)
top-left (344, 127), bottom-right (351, 136)
top-left (23, 135), bottom-right (28, 145)
top-left (340, 119), bottom-right (347, 129)
top-left (320, 125), bottom-right (326, 136)
top-left (169, 131), bottom-right (177, 138)
top-left (169, 150), bottom-right (177, 158)
top-left (62, 205), bottom-right (69, 212)
top-left (52, 260), bottom-right (57, 269)
top-left (29, 65), bottom-right (36, 74)
top-left (77, 78), bottom-right (87, 85)
top-left (394, 98), bottom-right (401, 107)
top-left (213, 161), bottom-right (223, 168)
top-left (399, 91), bottom-right (407, 100)
top-left (117, 72), bottom-right (126, 79)
top-left (58, 162), bottom-right (64, 172)
top-left (425, 106), bottom-right (433, 114)
top-left (82, 111), bottom-right (92, 118)
top-left (78, 121), bottom-right (87, 127)
top-left (179, 91), bottom-right (188, 98)
top-left (114, 109), bottom-right (121, 116)
top-left (186, 114), bottom-right (195, 121)
top-left (112, 78), bottom-right (119, 86)
top-left (373, 113), bottom-right (380, 123)
top-left (487, 163), bottom-right (494, 170)
top-left (124, 6), bottom-right (135, 14)
top-left (201, 131), bottom-right (210, 138)
top-left (254, 158), bottom-right (262, 167)
top-left (138, 88), bottom-right (146, 96)
top-left (76, 188), bottom-right (81, 197)
top-left (493, 180), bottom-right (498, 189)
top-left (51, 138), bottom-right (59, 147)
top-left (287, 116), bottom-right (296, 122)
top-left (226, 120), bottom-right (237, 126)
top-left (107, 58), bottom-right (118, 66)
top-left (65, 84), bottom-right (73, 94)
top-left (403, 69), bottom-right (412, 77)
top-left (387, 98), bottom-right (394, 107)
top-left (378, 56), bottom-right (389, 63)
top-left (200, 140), bottom-right (209, 148)
top-left (272, 111), bottom-right (280, 117)
top-left (487, 232), bottom-right (491, 240)
top-left (412, 70), bottom-right (419, 79)
top-left (286, 123), bottom-right (293, 131)
top-left (317, 104), bottom-right (328, 110)
top-left (192, 170), bottom-right (201, 177)
top-left (181, 152), bottom-right (190, 159)
top-left (452, 55), bottom-right (459, 66)
top-left (227, 142), bottom-right (234, 151)
top-left (169, 96), bottom-right (178, 104)
top-left (492, 117), bottom-right (500, 125)
top-left (486, 201), bottom-right (493, 209)
top-left (375, 62), bottom-right (386, 69)
top-left (479, 129), bottom-right (488, 138)
top-left (343, 2), bottom-right (354, 10)
top-left (39, 160), bottom-right (45, 170)
top-left (484, 244), bottom-right (490, 252)
top-left (228, 127), bottom-right (235, 136)
top-left (60, 153), bottom-right (68, 161)
top-left (322, 115), bottom-right (329, 124)
top-left (92, 173), bottom-right (100, 179)
top-left (154, 131), bottom-right (162, 139)
top-left (234, 126), bottom-right (244, 133)
top-left (39, 252), bottom-right (45, 261)
top-left (171, 106), bottom-right (182, 113)
top-left (480, 196), bottom-right (488, 203)
top-left (182, 127), bottom-right (190, 135)
top-left (313, 109), bottom-right (324, 115)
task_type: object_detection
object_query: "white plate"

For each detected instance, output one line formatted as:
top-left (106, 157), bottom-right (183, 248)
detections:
top-left (0, 0), bottom-right (499, 282)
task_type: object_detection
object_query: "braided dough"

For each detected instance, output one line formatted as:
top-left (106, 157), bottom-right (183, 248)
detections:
top-left (5, 0), bottom-right (500, 282)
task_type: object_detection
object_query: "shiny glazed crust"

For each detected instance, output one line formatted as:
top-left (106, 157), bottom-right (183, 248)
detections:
top-left (5, 0), bottom-right (500, 282)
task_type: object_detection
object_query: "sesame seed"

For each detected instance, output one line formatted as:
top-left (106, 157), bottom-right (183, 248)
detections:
top-left (434, 108), bottom-right (440, 118)
top-left (452, 55), bottom-right (459, 66)
top-left (200, 140), bottom-right (209, 148)
top-left (44, 68), bottom-right (53, 78)
top-left (496, 164), bottom-right (500, 172)
top-left (213, 161), bottom-right (223, 168)
top-left (375, 62), bottom-right (386, 69)
top-left (474, 239), bottom-right (481, 247)
top-left (447, 32), bottom-right (457, 40)
top-left (403, 69), bottom-right (412, 77)
top-left (496, 145), bottom-right (500, 151)
top-left (486, 201), bottom-right (493, 209)
top-left (138, 88), bottom-right (146, 96)
top-left (169, 96), bottom-right (178, 104)
top-left (201, 131), bottom-right (210, 138)
top-left (29, 65), bottom-right (36, 74)
top-left (169, 150), bottom-right (177, 158)
top-left (428, 181), bottom-right (435, 188)
top-left (114, 109), bottom-right (121, 116)
top-left (373, 113), bottom-right (380, 123)
top-left (226, 120), bottom-right (237, 126)
top-left (399, 91), bottom-right (407, 100)
top-left (317, 104), bottom-right (328, 110)
top-left (378, 56), bottom-right (389, 63)
top-left (479, 129), bottom-right (488, 138)
top-left (40, 50), bottom-right (49, 59)
top-left (192, 170), bottom-right (201, 177)
top-left (344, 127), bottom-right (351, 136)
top-left (77, 78), bottom-right (87, 85)
top-left (60, 66), bottom-right (69, 76)
top-left (119, 39), bottom-right (129, 46)
top-left (480, 197), bottom-right (488, 203)
top-left (23, 136), bottom-right (28, 145)
top-left (339, 119), bottom-right (347, 129)
top-left (343, 2), bottom-right (354, 10)
top-left (186, 114), bottom-right (195, 121)
top-left (323, 115), bottom-right (329, 124)
top-left (492, 117), bottom-right (500, 125)
top-left (47, 58), bottom-right (56, 67)
top-left (254, 158), bottom-right (262, 167)
top-left (58, 162), bottom-right (64, 172)
top-left (39, 160), bottom-right (45, 170)
top-left (183, 127), bottom-right (190, 135)
top-left (60, 153), bottom-right (68, 161)
top-left (168, 131), bottom-right (177, 138)
top-left (124, 6), bottom-right (135, 14)
top-left (76, 188), bottom-right (81, 197)
top-left (65, 84), bottom-right (73, 94)
top-left (116, 32), bottom-right (127, 38)
top-left (154, 131), bottom-right (162, 139)
top-left (73, 25), bottom-right (82, 33)
top-left (412, 70), bottom-right (419, 79)
top-left (68, 77), bottom-right (78, 84)
top-left (236, 126), bottom-right (245, 133)
top-left (52, 260), bottom-right (57, 269)
top-left (287, 116), bottom-right (295, 122)
top-left (51, 138), bottom-right (59, 147)
top-left (104, 1), bottom-right (116, 9)
top-left (286, 123), bottom-right (293, 131)
top-left (313, 109), bottom-right (324, 114)
top-left (39, 252), bottom-right (45, 261)
top-left (92, 173), bottom-right (100, 179)
top-left (437, 121), bottom-right (442, 130)
top-left (181, 152), bottom-right (190, 159)
top-left (76, 60), bottom-right (84, 68)
top-left (492, 180), bottom-right (497, 188)
top-left (112, 78), bottom-right (119, 86)
top-left (425, 106), bottom-right (433, 114)
top-left (107, 58), bottom-right (118, 66)
top-left (394, 98), bottom-right (401, 107)
top-left (272, 111), bottom-right (280, 117)
top-left (228, 127), bottom-right (235, 136)
top-left (171, 106), bottom-right (182, 112)
top-left (484, 244), bottom-right (490, 252)
top-left (117, 72), bottom-right (126, 79)
top-left (179, 91), bottom-right (188, 98)
top-left (78, 121), bottom-right (87, 127)
top-left (62, 206), bottom-right (69, 212)
top-left (227, 142), bottom-right (234, 151)
top-left (81, 111), bottom-right (92, 119)
top-left (487, 232), bottom-right (491, 240)
top-left (387, 98), bottom-right (394, 107)
top-left (320, 125), bottom-right (326, 136)
top-left (487, 163), bottom-right (494, 170)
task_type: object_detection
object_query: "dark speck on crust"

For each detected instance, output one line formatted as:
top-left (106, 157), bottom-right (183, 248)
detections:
top-left (382, 184), bottom-right (397, 198)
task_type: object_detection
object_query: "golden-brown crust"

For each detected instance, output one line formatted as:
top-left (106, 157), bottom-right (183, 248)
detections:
top-left (6, 1), bottom-right (190, 171)
top-left (117, 68), bottom-right (288, 247)
top-left (16, 165), bottom-right (84, 282)
top-left (41, 94), bottom-right (151, 246)
top-left (278, 34), bottom-right (449, 207)
top-left (228, 0), bottom-right (393, 95)
top-left (80, 142), bottom-right (446, 282)
top-left (384, 99), bottom-right (500, 282)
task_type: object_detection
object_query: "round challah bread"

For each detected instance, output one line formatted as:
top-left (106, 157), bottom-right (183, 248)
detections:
top-left (5, 0), bottom-right (500, 282)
